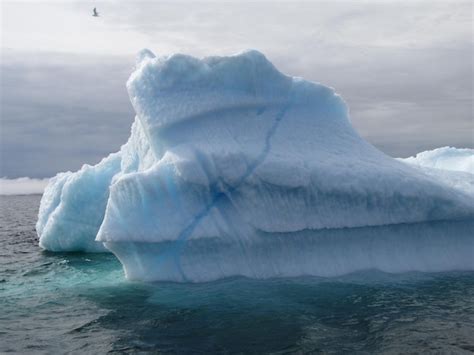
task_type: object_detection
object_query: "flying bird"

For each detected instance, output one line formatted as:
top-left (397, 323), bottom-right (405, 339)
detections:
top-left (92, 8), bottom-right (99, 17)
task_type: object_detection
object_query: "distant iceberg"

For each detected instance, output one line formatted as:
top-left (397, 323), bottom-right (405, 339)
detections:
top-left (400, 147), bottom-right (473, 173)
top-left (37, 50), bottom-right (474, 281)
top-left (397, 147), bottom-right (473, 199)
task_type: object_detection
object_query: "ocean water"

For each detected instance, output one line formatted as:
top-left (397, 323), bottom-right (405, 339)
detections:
top-left (1, 195), bottom-right (474, 354)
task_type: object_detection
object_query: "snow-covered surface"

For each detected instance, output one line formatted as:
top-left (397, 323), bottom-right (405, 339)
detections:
top-left (400, 147), bottom-right (473, 173)
top-left (37, 50), bottom-right (474, 281)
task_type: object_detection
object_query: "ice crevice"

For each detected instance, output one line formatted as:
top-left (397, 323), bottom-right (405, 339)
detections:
top-left (167, 85), bottom-right (294, 281)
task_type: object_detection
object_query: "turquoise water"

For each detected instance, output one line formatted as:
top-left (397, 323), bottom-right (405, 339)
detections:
top-left (1, 195), bottom-right (474, 353)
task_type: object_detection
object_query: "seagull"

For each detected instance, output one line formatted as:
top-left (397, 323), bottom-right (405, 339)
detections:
top-left (92, 7), bottom-right (99, 17)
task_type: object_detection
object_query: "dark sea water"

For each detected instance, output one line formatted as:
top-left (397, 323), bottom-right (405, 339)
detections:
top-left (1, 195), bottom-right (474, 354)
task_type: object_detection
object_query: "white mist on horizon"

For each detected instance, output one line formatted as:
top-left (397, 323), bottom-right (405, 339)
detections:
top-left (0, 177), bottom-right (50, 196)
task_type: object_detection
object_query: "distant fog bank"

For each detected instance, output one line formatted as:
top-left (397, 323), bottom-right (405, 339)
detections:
top-left (0, 177), bottom-right (50, 196)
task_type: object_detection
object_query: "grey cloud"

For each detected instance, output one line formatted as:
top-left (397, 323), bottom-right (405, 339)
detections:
top-left (1, 1), bottom-right (472, 177)
top-left (103, 1), bottom-right (472, 157)
top-left (1, 52), bottom-right (135, 178)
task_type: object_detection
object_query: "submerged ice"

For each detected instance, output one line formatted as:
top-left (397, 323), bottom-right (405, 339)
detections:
top-left (37, 50), bottom-right (474, 281)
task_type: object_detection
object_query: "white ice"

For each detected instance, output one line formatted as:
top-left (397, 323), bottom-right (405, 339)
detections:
top-left (37, 50), bottom-right (474, 281)
top-left (400, 146), bottom-right (473, 173)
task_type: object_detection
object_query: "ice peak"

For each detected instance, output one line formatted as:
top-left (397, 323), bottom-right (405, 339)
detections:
top-left (126, 49), bottom-right (296, 146)
top-left (135, 48), bottom-right (156, 66)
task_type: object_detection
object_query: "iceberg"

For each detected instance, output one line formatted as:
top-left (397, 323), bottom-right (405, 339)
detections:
top-left (400, 147), bottom-right (474, 173)
top-left (37, 50), bottom-right (474, 281)
top-left (398, 147), bottom-right (474, 198)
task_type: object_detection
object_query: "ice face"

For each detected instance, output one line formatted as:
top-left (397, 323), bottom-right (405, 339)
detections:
top-left (37, 50), bottom-right (474, 280)
top-left (37, 153), bottom-right (121, 252)
top-left (105, 220), bottom-right (474, 282)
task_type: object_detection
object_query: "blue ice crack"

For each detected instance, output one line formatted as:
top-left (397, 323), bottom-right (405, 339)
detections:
top-left (161, 87), bottom-right (294, 281)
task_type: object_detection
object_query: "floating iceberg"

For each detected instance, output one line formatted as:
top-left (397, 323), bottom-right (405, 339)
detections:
top-left (400, 147), bottom-right (474, 173)
top-left (37, 50), bottom-right (474, 281)
top-left (398, 147), bottom-right (474, 199)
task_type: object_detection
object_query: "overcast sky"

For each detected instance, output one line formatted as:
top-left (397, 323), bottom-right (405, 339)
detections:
top-left (1, 1), bottom-right (472, 178)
